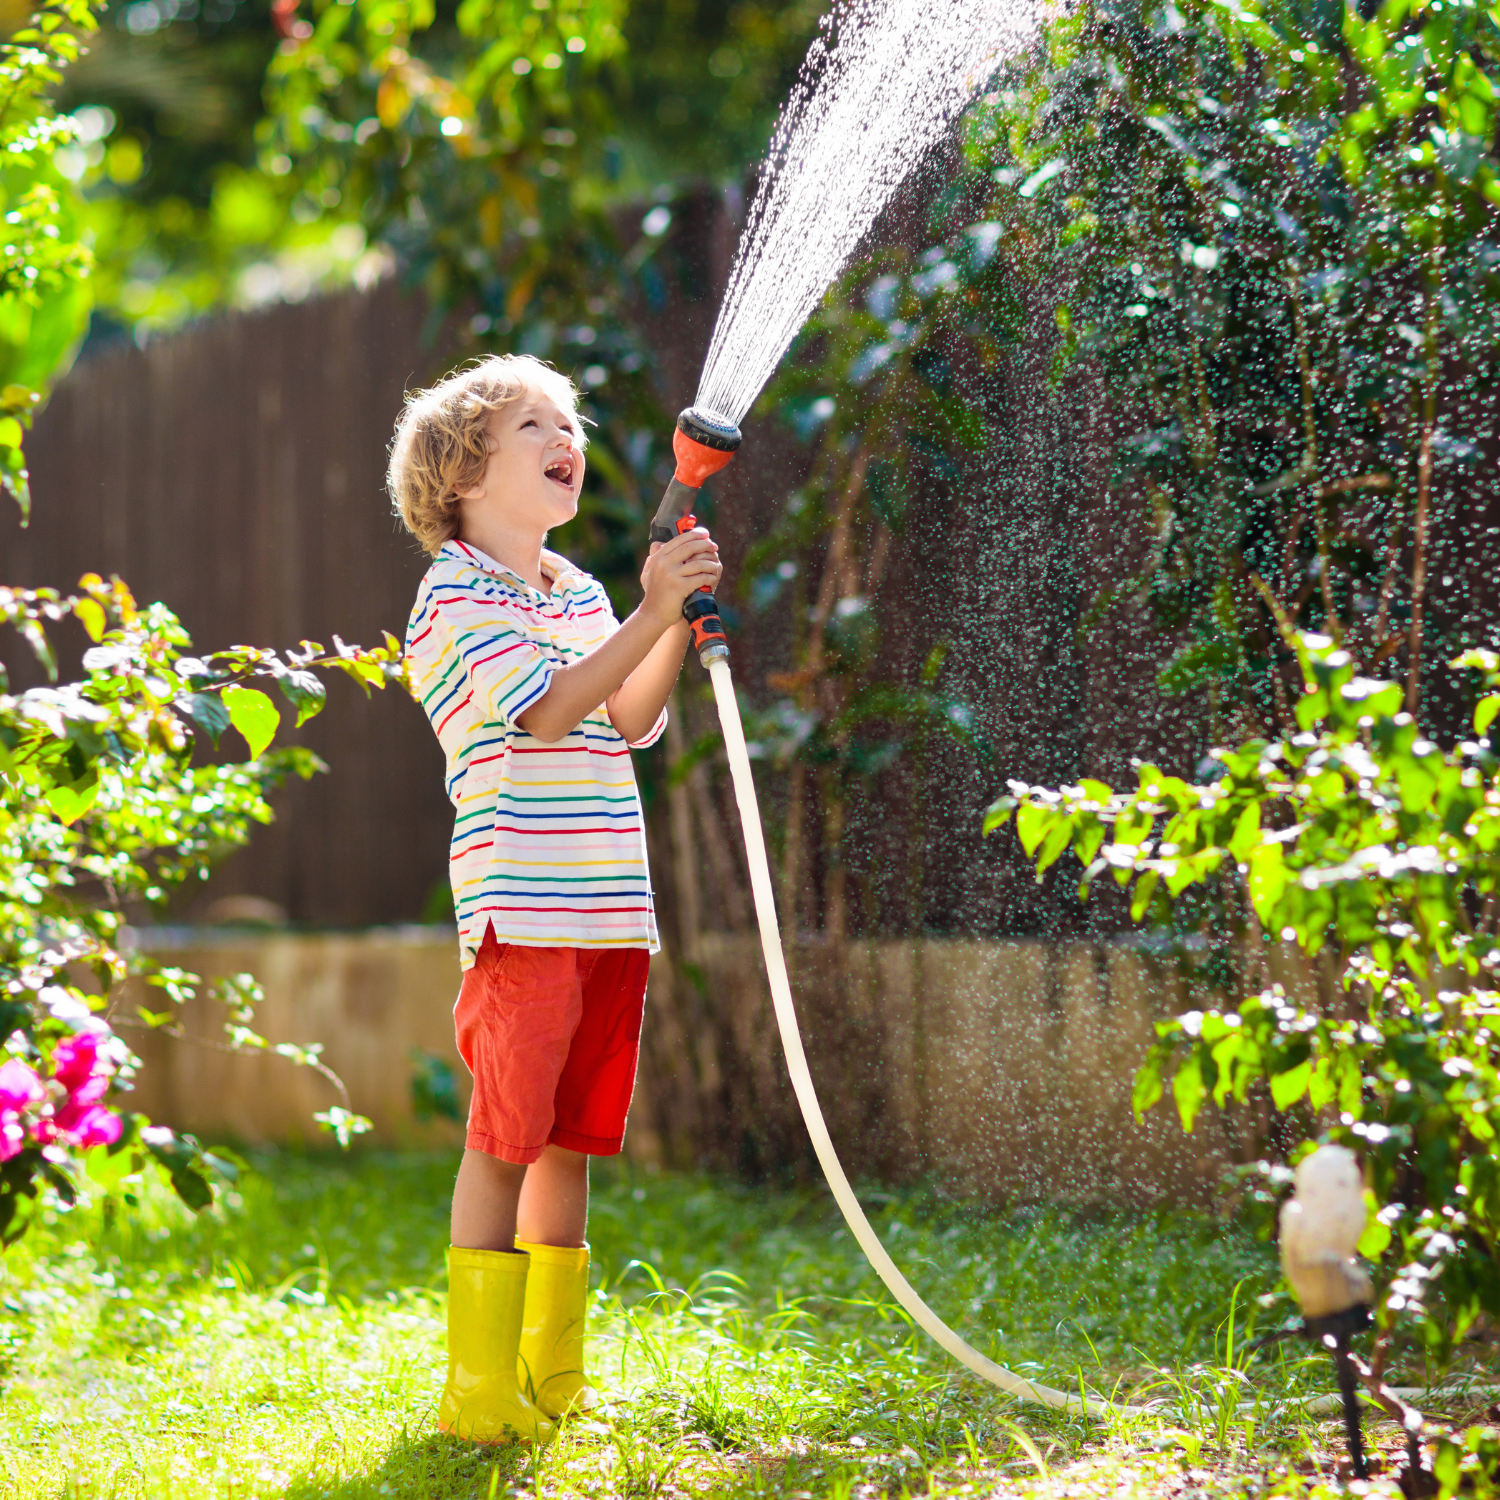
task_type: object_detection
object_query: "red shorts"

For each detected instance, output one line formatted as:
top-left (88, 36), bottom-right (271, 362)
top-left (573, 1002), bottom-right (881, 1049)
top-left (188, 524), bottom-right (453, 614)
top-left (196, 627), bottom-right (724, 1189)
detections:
top-left (454, 929), bottom-right (649, 1165)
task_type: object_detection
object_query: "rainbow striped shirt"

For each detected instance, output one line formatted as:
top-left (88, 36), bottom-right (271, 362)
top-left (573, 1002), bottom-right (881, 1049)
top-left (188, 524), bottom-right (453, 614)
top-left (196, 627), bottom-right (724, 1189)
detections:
top-left (406, 540), bottom-right (665, 969)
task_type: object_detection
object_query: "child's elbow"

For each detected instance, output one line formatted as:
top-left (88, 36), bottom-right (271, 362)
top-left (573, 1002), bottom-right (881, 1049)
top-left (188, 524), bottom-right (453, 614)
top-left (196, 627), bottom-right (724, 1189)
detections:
top-left (516, 705), bottom-right (567, 743)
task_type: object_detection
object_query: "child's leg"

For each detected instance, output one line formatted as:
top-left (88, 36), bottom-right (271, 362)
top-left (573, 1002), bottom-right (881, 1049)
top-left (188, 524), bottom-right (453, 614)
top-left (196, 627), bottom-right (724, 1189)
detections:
top-left (516, 1144), bottom-right (589, 1248)
top-left (452, 1148), bottom-right (527, 1251)
top-left (513, 950), bottom-right (647, 1420)
top-left (514, 1145), bottom-right (595, 1418)
top-left (452, 935), bottom-right (586, 1251)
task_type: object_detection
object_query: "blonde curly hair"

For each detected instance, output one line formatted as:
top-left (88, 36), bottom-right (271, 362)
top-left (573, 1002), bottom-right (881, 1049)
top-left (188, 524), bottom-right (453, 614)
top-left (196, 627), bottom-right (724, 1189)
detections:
top-left (388, 355), bottom-right (589, 556)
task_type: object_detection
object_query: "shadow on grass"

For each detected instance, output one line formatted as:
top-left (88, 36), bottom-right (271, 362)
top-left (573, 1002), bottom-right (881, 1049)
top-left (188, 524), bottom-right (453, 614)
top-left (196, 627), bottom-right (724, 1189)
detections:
top-left (284, 1427), bottom-right (540, 1500)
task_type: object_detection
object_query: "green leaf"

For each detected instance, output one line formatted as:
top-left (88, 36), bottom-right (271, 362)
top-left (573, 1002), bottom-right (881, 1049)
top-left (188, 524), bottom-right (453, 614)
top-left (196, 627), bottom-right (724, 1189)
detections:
top-left (1129, 868), bottom-right (1159, 921)
top-left (1476, 695), bottom-right (1500, 736)
top-left (1035, 815), bottom-right (1075, 873)
top-left (1132, 1056), bottom-right (1165, 1120)
top-left (74, 597), bottom-right (106, 643)
top-left (84, 1143), bottom-right (136, 1190)
top-left (1308, 1056), bottom-right (1336, 1111)
top-left (1075, 820), bottom-right (1105, 866)
top-left (1247, 843), bottom-right (1287, 925)
top-left (222, 686), bottom-right (281, 760)
top-left (1210, 1031), bottom-right (1245, 1105)
top-left (1172, 1056), bottom-right (1206, 1132)
top-left (168, 1165), bottom-right (213, 1212)
top-left (1357, 1205), bottom-right (1391, 1260)
top-left (314, 1107), bottom-right (373, 1148)
top-left (1228, 802), bottom-right (1261, 861)
top-left (1338, 1054), bottom-right (1364, 1116)
top-left (1015, 801), bottom-right (1051, 857)
top-left (276, 669), bottom-right (326, 727)
top-left (45, 779), bottom-right (97, 825)
top-left (179, 691), bottom-right (230, 746)
top-left (144, 1133), bottom-right (214, 1212)
top-left (982, 799), bottom-right (1014, 835)
top-left (1270, 1060), bottom-right (1312, 1110)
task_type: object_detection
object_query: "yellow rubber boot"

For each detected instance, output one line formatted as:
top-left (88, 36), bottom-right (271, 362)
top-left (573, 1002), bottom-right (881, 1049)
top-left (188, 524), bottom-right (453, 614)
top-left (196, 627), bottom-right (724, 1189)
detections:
top-left (439, 1247), bottom-right (556, 1444)
top-left (516, 1239), bottom-right (599, 1420)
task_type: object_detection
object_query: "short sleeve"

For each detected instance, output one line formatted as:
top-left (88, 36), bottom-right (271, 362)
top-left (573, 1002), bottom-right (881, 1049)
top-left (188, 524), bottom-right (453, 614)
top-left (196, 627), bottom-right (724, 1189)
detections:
top-left (431, 581), bottom-right (553, 727)
top-left (627, 706), bottom-right (668, 750)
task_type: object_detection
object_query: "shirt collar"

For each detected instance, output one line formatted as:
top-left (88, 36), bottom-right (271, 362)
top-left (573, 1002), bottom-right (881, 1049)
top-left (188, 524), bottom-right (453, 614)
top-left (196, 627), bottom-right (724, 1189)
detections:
top-left (441, 539), bottom-right (580, 596)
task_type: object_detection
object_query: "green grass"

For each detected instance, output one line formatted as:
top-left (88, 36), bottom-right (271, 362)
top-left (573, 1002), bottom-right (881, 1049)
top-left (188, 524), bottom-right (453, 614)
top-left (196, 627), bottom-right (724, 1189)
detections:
top-left (0, 1151), bottom-right (1452, 1498)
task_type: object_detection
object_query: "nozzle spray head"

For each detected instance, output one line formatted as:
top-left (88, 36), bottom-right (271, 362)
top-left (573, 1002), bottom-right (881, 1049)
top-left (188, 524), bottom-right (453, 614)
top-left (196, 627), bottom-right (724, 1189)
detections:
top-left (673, 407), bottom-right (741, 488)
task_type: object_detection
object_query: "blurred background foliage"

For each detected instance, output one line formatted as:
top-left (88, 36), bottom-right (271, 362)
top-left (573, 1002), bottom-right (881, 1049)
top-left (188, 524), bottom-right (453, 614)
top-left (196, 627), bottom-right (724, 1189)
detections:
top-left (43, 0), bottom-right (825, 345)
top-left (18, 0), bottom-right (831, 626)
top-left (971, 0), bottom-right (1500, 736)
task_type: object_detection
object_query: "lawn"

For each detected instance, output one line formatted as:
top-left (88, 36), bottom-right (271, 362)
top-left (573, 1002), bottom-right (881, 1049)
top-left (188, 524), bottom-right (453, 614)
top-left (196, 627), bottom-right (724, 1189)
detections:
top-left (0, 1150), bottom-right (1476, 1499)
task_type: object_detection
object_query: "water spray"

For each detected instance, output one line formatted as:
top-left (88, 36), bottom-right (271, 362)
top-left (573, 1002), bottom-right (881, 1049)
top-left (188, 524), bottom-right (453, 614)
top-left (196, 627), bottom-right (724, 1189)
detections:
top-left (642, 0), bottom-right (1112, 1421)
top-left (660, 429), bottom-right (1456, 1433)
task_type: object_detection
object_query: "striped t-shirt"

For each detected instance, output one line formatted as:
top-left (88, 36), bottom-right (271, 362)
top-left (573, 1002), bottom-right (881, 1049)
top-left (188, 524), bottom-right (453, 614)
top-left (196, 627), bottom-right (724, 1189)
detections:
top-left (406, 539), bottom-right (665, 969)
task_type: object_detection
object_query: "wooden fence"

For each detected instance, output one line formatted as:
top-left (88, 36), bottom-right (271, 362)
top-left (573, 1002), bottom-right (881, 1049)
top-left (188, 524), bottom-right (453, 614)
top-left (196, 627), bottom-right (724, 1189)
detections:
top-left (1, 196), bottom-right (1182, 940)
top-left (3, 278), bottom-right (455, 927)
top-left (12, 197), bottom-right (1492, 1180)
top-left (123, 926), bottom-right (1267, 1205)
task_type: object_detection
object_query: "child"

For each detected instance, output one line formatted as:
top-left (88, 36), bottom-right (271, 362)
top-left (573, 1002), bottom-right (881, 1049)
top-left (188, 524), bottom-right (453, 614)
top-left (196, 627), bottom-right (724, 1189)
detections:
top-left (390, 355), bottom-right (721, 1443)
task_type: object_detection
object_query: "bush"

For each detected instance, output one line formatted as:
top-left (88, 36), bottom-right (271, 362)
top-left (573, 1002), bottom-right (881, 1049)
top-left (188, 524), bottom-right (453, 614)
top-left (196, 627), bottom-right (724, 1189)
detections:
top-left (986, 632), bottom-right (1500, 1374)
top-left (0, 0), bottom-right (408, 1244)
top-left (1, 576), bottom-right (402, 1240)
top-left (967, 0), bottom-right (1500, 722)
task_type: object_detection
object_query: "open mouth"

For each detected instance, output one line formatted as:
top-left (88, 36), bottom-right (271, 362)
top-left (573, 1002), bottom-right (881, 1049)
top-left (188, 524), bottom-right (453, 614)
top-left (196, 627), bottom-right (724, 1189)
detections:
top-left (544, 456), bottom-right (575, 489)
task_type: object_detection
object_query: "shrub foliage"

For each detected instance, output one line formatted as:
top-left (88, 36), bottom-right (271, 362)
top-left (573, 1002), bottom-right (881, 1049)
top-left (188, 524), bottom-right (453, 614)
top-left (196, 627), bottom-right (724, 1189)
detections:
top-left (0, 0), bottom-right (400, 1243)
top-left (988, 632), bottom-right (1500, 1425)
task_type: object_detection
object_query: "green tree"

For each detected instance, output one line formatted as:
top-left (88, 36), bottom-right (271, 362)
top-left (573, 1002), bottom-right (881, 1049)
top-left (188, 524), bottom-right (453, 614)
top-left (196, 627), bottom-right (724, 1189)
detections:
top-left (968, 0), bottom-right (1500, 732)
top-left (254, 0), bottom-right (823, 609)
top-left (0, 0), bottom-right (99, 519)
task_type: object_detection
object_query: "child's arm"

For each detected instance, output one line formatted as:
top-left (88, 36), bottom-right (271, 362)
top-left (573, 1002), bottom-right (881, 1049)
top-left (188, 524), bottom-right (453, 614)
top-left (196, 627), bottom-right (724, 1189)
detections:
top-left (605, 620), bottom-right (693, 745)
top-left (515, 528), bottom-right (720, 744)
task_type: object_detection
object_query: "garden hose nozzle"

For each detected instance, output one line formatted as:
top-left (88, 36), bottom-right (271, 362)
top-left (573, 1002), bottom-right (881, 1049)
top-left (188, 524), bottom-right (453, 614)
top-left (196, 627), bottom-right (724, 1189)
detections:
top-left (650, 406), bottom-right (741, 668)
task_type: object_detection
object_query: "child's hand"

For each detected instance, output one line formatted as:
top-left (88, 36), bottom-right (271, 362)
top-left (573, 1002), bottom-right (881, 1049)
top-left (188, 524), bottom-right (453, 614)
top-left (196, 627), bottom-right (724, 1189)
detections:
top-left (640, 527), bottom-right (722, 629)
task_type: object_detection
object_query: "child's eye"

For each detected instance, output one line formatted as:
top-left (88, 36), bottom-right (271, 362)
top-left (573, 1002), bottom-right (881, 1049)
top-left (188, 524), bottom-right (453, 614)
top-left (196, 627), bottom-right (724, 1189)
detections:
top-left (521, 418), bottom-right (537, 429)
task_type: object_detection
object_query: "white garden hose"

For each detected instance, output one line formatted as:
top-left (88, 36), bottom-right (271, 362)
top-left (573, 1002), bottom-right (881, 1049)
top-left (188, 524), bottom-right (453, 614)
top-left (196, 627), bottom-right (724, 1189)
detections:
top-left (707, 660), bottom-right (1109, 1418)
top-left (708, 659), bottom-right (1485, 1425)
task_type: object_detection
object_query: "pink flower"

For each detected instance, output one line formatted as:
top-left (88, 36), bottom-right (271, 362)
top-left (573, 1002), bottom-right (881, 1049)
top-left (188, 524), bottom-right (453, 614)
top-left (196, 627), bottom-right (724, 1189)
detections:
top-left (54, 1104), bottom-right (122, 1150)
top-left (0, 1115), bottom-right (24, 1162)
top-left (67, 1073), bottom-right (109, 1108)
top-left (0, 1059), bottom-right (43, 1114)
top-left (49, 1034), bottom-right (103, 1093)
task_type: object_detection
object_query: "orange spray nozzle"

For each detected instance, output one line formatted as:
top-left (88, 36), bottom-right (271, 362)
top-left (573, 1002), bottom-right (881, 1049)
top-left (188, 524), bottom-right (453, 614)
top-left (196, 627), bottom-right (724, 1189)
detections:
top-left (673, 427), bottom-right (738, 487)
top-left (649, 407), bottom-right (740, 669)
top-left (672, 406), bottom-right (742, 487)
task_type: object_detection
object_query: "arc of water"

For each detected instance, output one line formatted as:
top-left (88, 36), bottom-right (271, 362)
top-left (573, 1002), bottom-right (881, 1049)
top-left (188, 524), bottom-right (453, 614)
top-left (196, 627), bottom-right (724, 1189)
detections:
top-left (706, 659), bottom-right (1110, 1418)
top-left (695, 0), bottom-right (1032, 428)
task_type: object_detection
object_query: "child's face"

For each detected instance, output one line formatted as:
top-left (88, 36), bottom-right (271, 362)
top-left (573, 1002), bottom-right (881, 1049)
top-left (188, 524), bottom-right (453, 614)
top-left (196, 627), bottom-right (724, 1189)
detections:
top-left (460, 387), bottom-right (586, 534)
